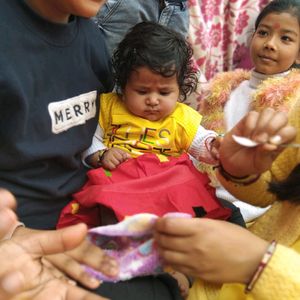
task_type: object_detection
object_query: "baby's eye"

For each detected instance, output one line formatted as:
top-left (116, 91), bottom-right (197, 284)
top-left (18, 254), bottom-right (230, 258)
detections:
top-left (136, 90), bottom-right (147, 95)
top-left (160, 91), bottom-right (171, 96)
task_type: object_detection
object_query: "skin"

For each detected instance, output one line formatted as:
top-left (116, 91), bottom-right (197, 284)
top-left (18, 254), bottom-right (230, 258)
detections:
top-left (13, 225), bottom-right (119, 291)
top-left (154, 108), bottom-right (297, 285)
top-left (122, 67), bottom-right (180, 122)
top-left (250, 12), bottom-right (300, 75)
top-left (0, 189), bottom-right (113, 300)
top-left (25, 0), bottom-right (107, 23)
top-left (0, 189), bottom-right (17, 241)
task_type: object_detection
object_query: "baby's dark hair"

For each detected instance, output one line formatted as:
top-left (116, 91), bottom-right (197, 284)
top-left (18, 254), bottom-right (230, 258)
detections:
top-left (255, 0), bottom-right (300, 30)
top-left (112, 21), bottom-right (198, 101)
top-left (269, 163), bottom-right (300, 203)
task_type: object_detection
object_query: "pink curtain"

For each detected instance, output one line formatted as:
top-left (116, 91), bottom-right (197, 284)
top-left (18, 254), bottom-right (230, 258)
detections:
top-left (188, 0), bottom-right (271, 80)
top-left (186, 0), bottom-right (271, 109)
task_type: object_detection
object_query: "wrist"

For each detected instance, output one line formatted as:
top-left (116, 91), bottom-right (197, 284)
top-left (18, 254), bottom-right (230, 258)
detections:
top-left (245, 240), bottom-right (277, 293)
top-left (96, 148), bottom-right (108, 167)
top-left (216, 163), bottom-right (260, 185)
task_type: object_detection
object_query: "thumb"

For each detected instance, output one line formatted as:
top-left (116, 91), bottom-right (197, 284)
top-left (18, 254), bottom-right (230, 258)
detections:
top-left (22, 223), bottom-right (88, 256)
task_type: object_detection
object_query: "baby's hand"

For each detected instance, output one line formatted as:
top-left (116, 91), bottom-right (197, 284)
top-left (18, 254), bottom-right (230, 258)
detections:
top-left (101, 148), bottom-right (131, 170)
top-left (169, 270), bottom-right (190, 299)
top-left (210, 136), bottom-right (221, 161)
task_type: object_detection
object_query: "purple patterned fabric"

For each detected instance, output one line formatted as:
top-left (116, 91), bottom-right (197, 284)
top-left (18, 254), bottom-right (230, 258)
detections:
top-left (85, 213), bottom-right (191, 282)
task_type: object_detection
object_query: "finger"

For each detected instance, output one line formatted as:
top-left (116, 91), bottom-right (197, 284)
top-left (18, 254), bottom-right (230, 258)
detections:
top-left (46, 254), bottom-right (102, 289)
top-left (0, 189), bottom-right (16, 210)
top-left (22, 223), bottom-right (88, 256)
top-left (269, 125), bottom-right (297, 146)
top-left (155, 218), bottom-right (200, 237)
top-left (0, 208), bottom-right (17, 240)
top-left (66, 240), bottom-right (118, 277)
top-left (233, 110), bottom-right (259, 137)
top-left (158, 248), bottom-right (191, 266)
top-left (155, 234), bottom-right (190, 254)
top-left (253, 110), bottom-right (288, 143)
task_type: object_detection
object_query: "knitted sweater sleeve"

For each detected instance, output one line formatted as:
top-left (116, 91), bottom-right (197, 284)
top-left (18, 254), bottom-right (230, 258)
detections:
top-left (251, 243), bottom-right (300, 300)
top-left (217, 100), bottom-right (300, 207)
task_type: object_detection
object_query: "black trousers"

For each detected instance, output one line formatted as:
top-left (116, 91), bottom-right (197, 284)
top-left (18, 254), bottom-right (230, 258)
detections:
top-left (218, 198), bottom-right (246, 228)
top-left (89, 274), bottom-right (183, 300)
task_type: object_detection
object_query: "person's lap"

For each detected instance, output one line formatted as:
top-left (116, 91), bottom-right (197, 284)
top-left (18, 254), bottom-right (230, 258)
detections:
top-left (89, 274), bottom-right (183, 300)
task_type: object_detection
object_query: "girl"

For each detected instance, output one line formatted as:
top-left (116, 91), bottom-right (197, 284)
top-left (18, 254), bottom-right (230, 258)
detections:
top-left (58, 21), bottom-right (239, 299)
top-left (155, 104), bottom-right (300, 300)
top-left (200, 0), bottom-right (300, 222)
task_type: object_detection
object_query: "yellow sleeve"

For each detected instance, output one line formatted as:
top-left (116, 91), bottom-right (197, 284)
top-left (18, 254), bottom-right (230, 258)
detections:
top-left (174, 103), bottom-right (203, 150)
top-left (250, 243), bottom-right (300, 300)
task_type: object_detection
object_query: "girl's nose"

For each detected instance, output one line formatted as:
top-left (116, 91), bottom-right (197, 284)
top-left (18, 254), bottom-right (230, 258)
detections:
top-left (146, 95), bottom-right (159, 106)
top-left (263, 37), bottom-right (276, 51)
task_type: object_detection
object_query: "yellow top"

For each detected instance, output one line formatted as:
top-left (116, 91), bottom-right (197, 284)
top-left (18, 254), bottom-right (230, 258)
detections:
top-left (188, 99), bottom-right (300, 299)
top-left (99, 93), bottom-right (202, 158)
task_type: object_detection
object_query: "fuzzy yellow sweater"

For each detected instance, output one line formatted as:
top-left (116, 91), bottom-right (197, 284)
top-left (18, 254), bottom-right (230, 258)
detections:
top-left (188, 98), bottom-right (300, 299)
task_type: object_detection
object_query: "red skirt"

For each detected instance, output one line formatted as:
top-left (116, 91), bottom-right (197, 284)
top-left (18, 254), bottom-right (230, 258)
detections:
top-left (57, 153), bottom-right (231, 228)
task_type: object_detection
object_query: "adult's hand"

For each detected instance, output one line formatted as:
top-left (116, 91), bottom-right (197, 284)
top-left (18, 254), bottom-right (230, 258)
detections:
top-left (46, 237), bottom-right (118, 289)
top-left (0, 189), bottom-right (18, 241)
top-left (154, 217), bottom-right (268, 284)
top-left (219, 108), bottom-right (296, 177)
top-left (0, 223), bottom-right (110, 300)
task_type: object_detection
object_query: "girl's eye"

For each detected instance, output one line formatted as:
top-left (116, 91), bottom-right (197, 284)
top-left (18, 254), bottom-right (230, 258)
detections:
top-left (257, 29), bottom-right (268, 37)
top-left (281, 35), bottom-right (293, 42)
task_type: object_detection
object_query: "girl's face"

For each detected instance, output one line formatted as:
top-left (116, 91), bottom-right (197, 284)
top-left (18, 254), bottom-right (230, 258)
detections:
top-left (123, 67), bottom-right (180, 122)
top-left (26, 0), bottom-right (107, 23)
top-left (250, 12), bottom-right (300, 75)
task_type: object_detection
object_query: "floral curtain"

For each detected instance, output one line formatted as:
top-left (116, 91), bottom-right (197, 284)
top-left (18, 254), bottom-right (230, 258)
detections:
top-left (188, 0), bottom-right (272, 80)
top-left (186, 0), bottom-right (271, 108)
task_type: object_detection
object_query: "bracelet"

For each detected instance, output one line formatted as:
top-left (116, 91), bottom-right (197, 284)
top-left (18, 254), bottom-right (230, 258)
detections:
top-left (96, 149), bottom-right (108, 167)
top-left (245, 240), bottom-right (277, 293)
top-left (216, 163), bottom-right (260, 185)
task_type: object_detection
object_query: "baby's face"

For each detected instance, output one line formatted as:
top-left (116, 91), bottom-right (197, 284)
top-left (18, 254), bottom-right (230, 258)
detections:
top-left (250, 12), bottom-right (300, 75)
top-left (26, 0), bottom-right (107, 23)
top-left (123, 67), bottom-right (180, 122)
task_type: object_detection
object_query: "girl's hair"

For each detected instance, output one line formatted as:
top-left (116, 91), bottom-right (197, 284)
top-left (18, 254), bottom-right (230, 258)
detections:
top-left (269, 163), bottom-right (300, 203)
top-left (255, 0), bottom-right (300, 30)
top-left (112, 21), bottom-right (198, 101)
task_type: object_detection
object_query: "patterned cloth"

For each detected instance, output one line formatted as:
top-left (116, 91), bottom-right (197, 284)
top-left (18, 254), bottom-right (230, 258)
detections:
top-left (186, 0), bottom-right (272, 110)
top-left (85, 212), bottom-right (191, 282)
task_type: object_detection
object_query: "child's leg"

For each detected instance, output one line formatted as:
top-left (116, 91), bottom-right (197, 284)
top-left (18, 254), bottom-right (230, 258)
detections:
top-left (158, 0), bottom-right (189, 38)
top-left (218, 198), bottom-right (246, 227)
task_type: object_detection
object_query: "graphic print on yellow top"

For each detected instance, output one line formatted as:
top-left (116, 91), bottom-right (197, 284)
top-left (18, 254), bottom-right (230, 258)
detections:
top-left (99, 93), bottom-right (202, 158)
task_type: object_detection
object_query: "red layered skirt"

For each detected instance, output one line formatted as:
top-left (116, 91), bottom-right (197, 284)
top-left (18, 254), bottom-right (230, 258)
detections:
top-left (57, 153), bottom-right (231, 229)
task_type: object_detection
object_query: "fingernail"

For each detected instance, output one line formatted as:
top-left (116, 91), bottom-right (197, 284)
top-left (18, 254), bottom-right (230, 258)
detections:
top-left (269, 135), bottom-right (282, 145)
top-left (88, 276), bottom-right (101, 285)
top-left (255, 133), bottom-right (268, 143)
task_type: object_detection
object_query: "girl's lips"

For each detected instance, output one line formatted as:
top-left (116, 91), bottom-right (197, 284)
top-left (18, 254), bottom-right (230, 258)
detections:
top-left (259, 55), bottom-right (276, 62)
